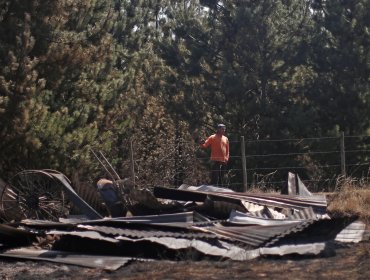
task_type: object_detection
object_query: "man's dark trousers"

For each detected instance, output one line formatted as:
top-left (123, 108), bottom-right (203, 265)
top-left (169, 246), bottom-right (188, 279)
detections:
top-left (211, 161), bottom-right (226, 186)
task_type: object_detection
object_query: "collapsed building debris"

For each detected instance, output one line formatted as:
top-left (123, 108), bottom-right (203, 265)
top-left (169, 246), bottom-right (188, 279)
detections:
top-left (0, 169), bottom-right (101, 221)
top-left (0, 170), bottom-right (368, 270)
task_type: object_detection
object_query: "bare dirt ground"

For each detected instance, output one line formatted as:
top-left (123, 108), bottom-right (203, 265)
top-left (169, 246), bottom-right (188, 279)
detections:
top-left (0, 241), bottom-right (369, 280)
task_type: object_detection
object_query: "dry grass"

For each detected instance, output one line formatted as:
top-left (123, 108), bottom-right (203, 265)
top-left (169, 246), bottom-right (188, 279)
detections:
top-left (247, 176), bottom-right (370, 224)
top-left (327, 178), bottom-right (370, 223)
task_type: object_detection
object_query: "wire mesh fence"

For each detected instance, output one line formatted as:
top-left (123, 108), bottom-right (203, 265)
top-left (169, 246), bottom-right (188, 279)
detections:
top-left (241, 134), bottom-right (370, 192)
top-left (130, 133), bottom-right (370, 193)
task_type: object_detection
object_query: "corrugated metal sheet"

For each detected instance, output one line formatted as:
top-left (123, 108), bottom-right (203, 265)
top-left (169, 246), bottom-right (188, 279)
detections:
top-left (265, 217), bottom-right (356, 247)
top-left (20, 219), bottom-right (76, 228)
top-left (0, 223), bottom-right (36, 245)
top-left (2, 170), bottom-right (367, 263)
top-left (240, 201), bottom-right (264, 213)
top-left (259, 242), bottom-right (329, 256)
top-left (0, 247), bottom-right (134, 270)
top-left (115, 236), bottom-right (253, 261)
top-left (153, 186), bottom-right (327, 214)
top-left (178, 184), bottom-right (235, 193)
top-left (47, 230), bottom-right (120, 243)
top-left (287, 207), bottom-right (329, 220)
top-left (219, 192), bottom-right (327, 212)
top-left (19, 212), bottom-right (212, 231)
top-left (193, 221), bottom-right (314, 248)
top-left (173, 184), bottom-right (328, 205)
top-left (335, 220), bottom-right (366, 243)
top-left (195, 217), bottom-right (352, 248)
top-left (44, 170), bottom-right (103, 219)
top-left (241, 206), bottom-right (329, 221)
top-left (227, 210), bottom-right (302, 226)
top-left (1, 214), bottom-right (364, 262)
top-left (77, 211), bottom-right (210, 226)
top-left (76, 224), bottom-right (217, 239)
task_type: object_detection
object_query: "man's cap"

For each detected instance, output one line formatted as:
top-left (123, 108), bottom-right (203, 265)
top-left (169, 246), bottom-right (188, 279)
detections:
top-left (217, 124), bottom-right (226, 128)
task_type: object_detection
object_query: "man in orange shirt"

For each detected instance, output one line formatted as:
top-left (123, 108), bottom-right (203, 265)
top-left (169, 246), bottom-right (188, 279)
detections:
top-left (200, 124), bottom-right (229, 186)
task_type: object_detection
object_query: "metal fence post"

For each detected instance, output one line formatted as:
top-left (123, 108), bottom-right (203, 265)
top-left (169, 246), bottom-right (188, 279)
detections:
top-left (241, 136), bottom-right (248, 191)
top-left (340, 132), bottom-right (346, 177)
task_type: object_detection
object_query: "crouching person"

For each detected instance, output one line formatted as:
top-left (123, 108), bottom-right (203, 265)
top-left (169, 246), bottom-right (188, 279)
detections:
top-left (96, 178), bottom-right (127, 217)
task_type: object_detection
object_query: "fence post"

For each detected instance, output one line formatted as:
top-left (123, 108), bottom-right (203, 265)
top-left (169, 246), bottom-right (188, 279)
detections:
top-left (340, 132), bottom-right (346, 177)
top-left (241, 136), bottom-right (248, 191)
top-left (130, 138), bottom-right (136, 186)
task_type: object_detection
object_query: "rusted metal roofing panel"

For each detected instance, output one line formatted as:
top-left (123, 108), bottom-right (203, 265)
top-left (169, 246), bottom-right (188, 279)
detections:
top-left (0, 247), bottom-right (133, 270)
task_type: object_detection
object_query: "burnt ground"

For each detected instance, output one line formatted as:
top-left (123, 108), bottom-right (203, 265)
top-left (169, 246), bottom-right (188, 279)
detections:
top-left (0, 241), bottom-right (369, 280)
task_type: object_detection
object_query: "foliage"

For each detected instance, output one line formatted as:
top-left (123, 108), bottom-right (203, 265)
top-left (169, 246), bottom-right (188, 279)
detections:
top-left (0, 0), bottom-right (369, 190)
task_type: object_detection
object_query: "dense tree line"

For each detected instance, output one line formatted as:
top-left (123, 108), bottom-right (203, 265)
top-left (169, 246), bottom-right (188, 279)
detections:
top-left (0, 0), bottom-right (369, 190)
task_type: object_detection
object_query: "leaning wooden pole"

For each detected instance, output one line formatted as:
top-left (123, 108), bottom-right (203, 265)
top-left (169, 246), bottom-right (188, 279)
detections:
top-left (241, 136), bottom-right (248, 192)
top-left (130, 138), bottom-right (136, 186)
top-left (340, 131), bottom-right (346, 177)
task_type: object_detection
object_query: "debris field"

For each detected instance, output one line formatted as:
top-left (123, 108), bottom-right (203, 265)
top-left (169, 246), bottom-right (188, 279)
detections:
top-left (0, 169), bottom-right (368, 271)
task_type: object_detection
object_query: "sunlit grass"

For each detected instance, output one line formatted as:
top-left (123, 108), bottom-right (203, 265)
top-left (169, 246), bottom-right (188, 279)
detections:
top-left (327, 178), bottom-right (370, 223)
top-left (247, 176), bottom-right (370, 224)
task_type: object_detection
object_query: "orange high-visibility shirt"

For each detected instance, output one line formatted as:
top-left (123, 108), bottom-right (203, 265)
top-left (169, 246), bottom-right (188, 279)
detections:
top-left (201, 134), bottom-right (229, 163)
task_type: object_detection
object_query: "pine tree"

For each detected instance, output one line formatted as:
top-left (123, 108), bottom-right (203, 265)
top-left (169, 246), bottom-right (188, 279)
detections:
top-left (310, 0), bottom-right (370, 136)
top-left (0, 1), bottom-right (130, 179)
top-left (0, 1), bottom-right (62, 175)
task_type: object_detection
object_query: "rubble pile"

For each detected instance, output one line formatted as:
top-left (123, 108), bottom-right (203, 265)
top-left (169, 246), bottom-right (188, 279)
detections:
top-left (0, 170), bottom-right (368, 271)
